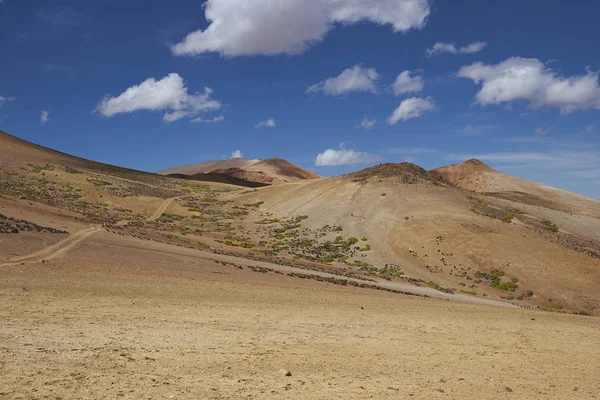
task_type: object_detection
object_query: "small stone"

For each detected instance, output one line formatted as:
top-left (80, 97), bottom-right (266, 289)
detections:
top-left (279, 369), bottom-right (292, 377)
top-left (505, 387), bottom-right (513, 392)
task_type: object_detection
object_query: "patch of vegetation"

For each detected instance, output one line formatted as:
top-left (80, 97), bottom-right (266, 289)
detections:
top-left (551, 303), bottom-right (563, 310)
top-left (459, 289), bottom-right (477, 296)
top-left (508, 208), bottom-right (525, 215)
top-left (244, 201), bottom-right (264, 208)
top-left (426, 281), bottom-right (440, 289)
top-left (241, 189), bottom-right (258, 194)
top-left (87, 178), bottom-right (112, 187)
top-left (381, 193), bottom-right (387, 197)
top-left (501, 214), bottom-right (514, 223)
top-left (359, 244), bottom-right (371, 252)
top-left (466, 195), bottom-right (484, 203)
top-left (491, 269), bottom-right (505, 278)
top-left (489, 280), bottom-right (518, 292)
top-left (333, 236), bottom-right (359, 248)
top-left (255, 218), bottom-right (280, 225)
top-left (377, 265), bottom-right (404, 278)
top-left (161, 213), bottom-right (185, 221)
top-left (578, 311), bottom-right (591, 316)
top-left (28, 163), bottom-right (55, 173)
top-left (542, 220), bottom-right (558, 232)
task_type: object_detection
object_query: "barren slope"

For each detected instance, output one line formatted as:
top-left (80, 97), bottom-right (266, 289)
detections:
top-left (431, 159), bottom-right (600, 218)
top-left (240, 163), bottom-right (600, 314)
top-left (159, 157), bottom-right (321, 185)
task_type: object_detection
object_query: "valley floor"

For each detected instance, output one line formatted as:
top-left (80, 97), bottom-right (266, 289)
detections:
top-left (1, 232), bottom-right (599, 400)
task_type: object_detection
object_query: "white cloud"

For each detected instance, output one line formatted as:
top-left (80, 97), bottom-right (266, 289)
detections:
top-left (457, 57), bottom-right (600, 114)
top-left (587, 124), bottom-right (594, 133)
top-left (426, 41), bottom-right (487, 57)
top-left (360, 117), bottom-right (377, 129)
top-left (0, 96), bottom-right (15, 107)
top-left (387, 97), bottom-right (435, 124)
top-left (392, 70), bottom-right (423, 95)
top-left (315, 148), bottom-right (381, 166)
top-left (255, 118), bottom-right (276, 128)
top-left (535, 127), bottom-right (546, 136)
top-left (40, 110), bottom-right (50, 124)
top-left (95, 73), bottom-right (221, 122)
top-left (307, 65), bottom-right (379, 96)
top-left (171, 0), bottom-right (431, 57)
top-left (190, 115), bottom-right (225, 123)
top-left (231, 150), bottom-right (243, 159)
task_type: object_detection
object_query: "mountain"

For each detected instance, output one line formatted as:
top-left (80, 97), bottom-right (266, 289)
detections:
top-left (239, 162), bottom-right (600, 313)
top-left (430, 159), bottom-right (600, 218)
top-left (158, 157), bottom-right (321, 185)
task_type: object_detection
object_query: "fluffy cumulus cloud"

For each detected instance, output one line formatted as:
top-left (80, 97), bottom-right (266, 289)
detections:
top-left (457, 57), bottom-right (600, 114)
top-left (535, 127), bottom-right (546, 136)
top-left (307, 65), bottom-right (379, 96)
top-left (315, 148), bottom-right (381, 166)
top-left (360, 116), bottom-right (377, 129)
top-left (40, 110), bottom-right (50, 124)
top-left (231, 150), bottom-right (243, 159)
top-left (392, 70), bottom-right (423, 95)
top-left (171, 0), bottom-right (431, 57)
top-left (95, 73), bottom-right (221, 123)
top-left (255, 118), bottom-right (276, 128)
top-left (388, 97), bottom-right (435, 124)
top-left (426, 41), bottom-right (487, 57)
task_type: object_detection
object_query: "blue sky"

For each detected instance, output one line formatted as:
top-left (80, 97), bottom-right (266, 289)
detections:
top-left (1, 0), bottom-right (599, 198)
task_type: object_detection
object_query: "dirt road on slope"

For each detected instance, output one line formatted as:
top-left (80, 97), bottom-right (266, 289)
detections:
top-left (0, 226), bottom-right (102, 267)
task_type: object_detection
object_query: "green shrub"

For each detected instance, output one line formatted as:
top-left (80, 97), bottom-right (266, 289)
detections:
top-left (542, 220), bottom-right (558, 232)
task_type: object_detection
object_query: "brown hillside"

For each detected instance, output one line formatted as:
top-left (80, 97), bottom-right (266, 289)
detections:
top-left (431, 159), bottom-right (600, 218)
top-left (158, 157), bottom-right (321, 185)
top-left (348, 162), bottom-right (450, 185)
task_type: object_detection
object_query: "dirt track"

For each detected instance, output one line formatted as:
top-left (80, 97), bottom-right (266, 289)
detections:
top-left (0, 226), bottom-right (102, 267)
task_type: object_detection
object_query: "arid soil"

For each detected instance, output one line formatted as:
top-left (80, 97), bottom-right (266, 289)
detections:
top-left (2, 232), bottom-right (599, 400)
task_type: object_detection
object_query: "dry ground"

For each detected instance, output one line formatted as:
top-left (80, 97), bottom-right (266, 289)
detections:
top-left (1, 231), bottom-right (599, 400)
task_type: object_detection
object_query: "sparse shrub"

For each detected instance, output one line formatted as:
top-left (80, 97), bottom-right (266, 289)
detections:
top-left (86, 178), bottom-right (112, 186)
top-left (244, 201), bottom-right (264, 208)
top-left (542, 220), bottom-right (558, 232)
top-left (255, 218), bottom-right (279, 225)
top-left (551, 303), bottom-right (563, 310)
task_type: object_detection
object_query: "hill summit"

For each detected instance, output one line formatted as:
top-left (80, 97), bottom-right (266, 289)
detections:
top-left (347, 162), bottom-right (449, 185)
top-left (158, 157), bottom-right (320, 185)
